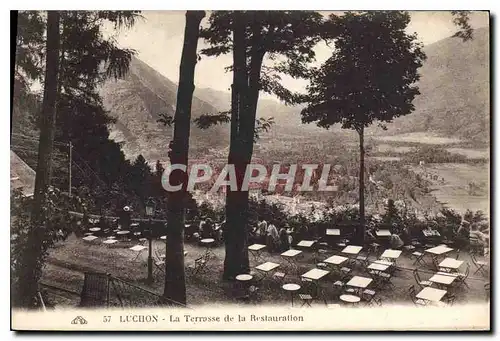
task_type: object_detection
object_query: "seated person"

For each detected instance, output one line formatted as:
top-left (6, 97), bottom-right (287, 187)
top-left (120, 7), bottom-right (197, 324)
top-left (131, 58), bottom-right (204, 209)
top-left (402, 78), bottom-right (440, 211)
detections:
top-left (266, 222), bottom-right (280, 252)
top-left (199, 218), bottom-right (215, 239)
top-left (400, 226), bottom-right (411, 245)
top-left (278, 226), bottom-right (290, 252)
top-left (365, 227), bottom-right (377, 244)
top-left (389, 233), bottom-right (404, 249)
top-left (256, 220), bottom-right (268, 244)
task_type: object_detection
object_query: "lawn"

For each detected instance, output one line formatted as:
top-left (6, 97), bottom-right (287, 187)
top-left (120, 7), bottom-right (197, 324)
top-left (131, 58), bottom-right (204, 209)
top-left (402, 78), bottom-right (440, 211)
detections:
top-left (42, 234), bottom-right (490, 308)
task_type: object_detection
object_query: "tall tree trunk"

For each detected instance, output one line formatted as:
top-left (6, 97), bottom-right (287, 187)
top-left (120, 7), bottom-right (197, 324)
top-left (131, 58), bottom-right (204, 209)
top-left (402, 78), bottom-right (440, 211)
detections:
top-left (223, 11), bottom-right (249, 280)
top-left (223, 14), bottom-right (265, 280)
top-left (357, 126), bottom-right (365, 244)
top-left (163, 10), bottom-right (205, 305)
top-left (18, 11), bottom-right (61, 308)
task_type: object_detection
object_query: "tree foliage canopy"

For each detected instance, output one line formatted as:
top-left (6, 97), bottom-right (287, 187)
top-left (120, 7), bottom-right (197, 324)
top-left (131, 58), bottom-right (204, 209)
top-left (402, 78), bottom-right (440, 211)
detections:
top-left (301, 11), bottom-right (427, 132)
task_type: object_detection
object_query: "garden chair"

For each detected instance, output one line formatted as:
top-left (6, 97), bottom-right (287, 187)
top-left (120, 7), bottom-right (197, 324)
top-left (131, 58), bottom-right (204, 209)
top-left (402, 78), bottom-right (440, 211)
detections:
top-left (402, 244), bottom-right (415, 254)
top-left (455, 263), bottom-right (470, 289)
top-left (299, 293), bottom-right (313, 307)
top-left (355, 249), bottom-right (371, 267)
top-left (378, 272), bottom-right (394, 289)
top-left (153, 258), bottom-right (165, 277)
top-left (413, 268), bottom-right (433, 290)
top-left (361, 289), bottom-right (377, 306)
top-left (339, 267), bottom-right (352, 281)
top-left (368, 242), bottom-right (381, 256)
top-left (186, 256), bottom-right (208, 277)
top-left (411, 250), bottom-right (425, 266)
top-left (272, 271), bottom-right (287, 285)
top-left (332, 280), bottom-right (345, 295)
top-left (471, 253), bottom-right (487, 276)
top-left (442, 293), bottom-right (457, 306)
top-left (408, 285), bottom-right (427, 307)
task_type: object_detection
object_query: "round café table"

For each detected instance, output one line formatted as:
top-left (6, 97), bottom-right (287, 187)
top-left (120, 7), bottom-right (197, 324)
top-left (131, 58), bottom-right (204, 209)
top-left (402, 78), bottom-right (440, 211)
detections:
top-left (282, 283), bottom-right (301, 307)
top-left (103, 239), bottom-right (118, 246)
top-left (89, 227), bottom-right (101, 232)
top-left (236, 274), bottom-right (253, 298)
top-left (200, 238), bottom-right (216, 260)
top-left (160, 235), bottom-right (167, 240)
top-left (116, 230), bottom-right (130, 241)
top-left (340, 294), bottom-right (360, 306)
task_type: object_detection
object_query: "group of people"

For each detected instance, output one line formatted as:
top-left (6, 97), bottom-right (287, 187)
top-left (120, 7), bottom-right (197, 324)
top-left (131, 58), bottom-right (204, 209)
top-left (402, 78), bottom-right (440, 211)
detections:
top-left (185, 218), bottom-right (224, 243)
top-left (249, 220), bottom-right (291, 253)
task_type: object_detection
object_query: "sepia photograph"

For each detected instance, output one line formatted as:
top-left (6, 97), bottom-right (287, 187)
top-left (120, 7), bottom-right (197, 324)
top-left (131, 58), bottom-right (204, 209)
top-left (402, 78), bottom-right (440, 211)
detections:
top-left (10, 8), bottom-right (491, 331)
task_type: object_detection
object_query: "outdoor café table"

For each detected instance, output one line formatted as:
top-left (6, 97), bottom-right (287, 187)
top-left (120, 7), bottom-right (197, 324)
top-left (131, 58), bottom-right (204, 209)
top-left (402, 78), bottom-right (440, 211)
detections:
top-left (281, 249), bottom-right (303, 270)
top-left (129, 244), bottom-right (147, 260)
top-left (326, 229), bottom-right (340, 236)
top-left (235, 274), bottom-right (253, 297)
top-left (116, 230), bottom-right (130, 241)
top-left (376, 230), bottom-right (391, 238)
top-left (340, 294), bottom-right (360, 306)
top-left (380, 249), bottom-right (402, 266)
top-left (200, 238), bottom-right (217, 260)
top-left (324, 255), bottom-right (348, 273)
top-left (301, 268), bottom-right (330, 303)
top-left (248, 244), bottom-right (266, 261)
top-left (282, 283), bottom-right (301, 307)
top-left (438, 258), bottom-right (464, 272)
top-left (425, 245), bottom-right (454, 267)
top-left (429, 272), bottom-right (458, 287)
top-left (324, 255), bottom-right (348, 266)
top-left (103, 239), bottom-right (118, 246)
top-left (297, 240), bottom-right (316, 248)
top-left (341, 245), bottom-right (363, 263)
top-left (416, 286), bottom-right (447, 303)
top-left (82, 235), bottom-right (98, 243)
top-left (255, 262), bottom-right (280, 282)
top-left (346, 276), bottom-right (373, 295)
top-left (89, 227), bottom-right (101, 233)
top-left (368, 261), bottom-right (390, 273)
top-left (160, 235), bottom-right (167, 240)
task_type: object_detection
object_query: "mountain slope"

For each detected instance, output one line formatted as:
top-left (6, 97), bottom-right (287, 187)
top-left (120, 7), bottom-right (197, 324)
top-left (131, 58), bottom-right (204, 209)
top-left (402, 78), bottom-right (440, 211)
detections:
top-left (385, 27), bottom-right (489, 143)
top-left (100, 57), bottom-right (229, 161)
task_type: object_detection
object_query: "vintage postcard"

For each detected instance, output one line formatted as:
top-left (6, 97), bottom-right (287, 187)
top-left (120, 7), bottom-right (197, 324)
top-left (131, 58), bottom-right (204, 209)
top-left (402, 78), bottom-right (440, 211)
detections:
top-left (10, 9), bottom-right (490, 331)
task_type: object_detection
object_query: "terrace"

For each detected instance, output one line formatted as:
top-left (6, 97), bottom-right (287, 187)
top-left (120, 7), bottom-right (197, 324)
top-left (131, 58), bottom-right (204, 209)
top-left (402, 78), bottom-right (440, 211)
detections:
top-left (41, 225), bottom-right (490, 308)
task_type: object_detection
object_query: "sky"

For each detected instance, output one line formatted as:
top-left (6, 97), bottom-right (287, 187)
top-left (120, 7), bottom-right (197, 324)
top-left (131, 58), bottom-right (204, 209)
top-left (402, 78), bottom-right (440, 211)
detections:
top-left (108, 11), bottom-right (489, 95)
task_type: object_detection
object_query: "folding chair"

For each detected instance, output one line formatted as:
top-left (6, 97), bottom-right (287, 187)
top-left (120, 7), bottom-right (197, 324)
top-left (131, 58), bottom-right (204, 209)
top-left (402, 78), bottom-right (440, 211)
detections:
top-left (411, 250), bottom-right (425, 266)
top-left (362, 289), bottom-right (377, 306)
top-left (272, 271), bottom-right (287, 285)
top-left (455, 263), bottom-right (470, 289)
top-left (408, 285), bottom-right (427, 306)
top-left (355, 250), bottom-right (371, 267)
top-left (413, 268), bottom-right (433, 290)
top-left (153, 259), bottom-right (165, 277)
top-left (299, 294), bottom-right (313, 307)
top-left (186, 256), bottom-right (208, 277)
top-left (471, 253), bottom-right (487, 276)
top-left (443, 293), bottom-right (456, 306)
top-left (378, 272), bottom-right (394, 289)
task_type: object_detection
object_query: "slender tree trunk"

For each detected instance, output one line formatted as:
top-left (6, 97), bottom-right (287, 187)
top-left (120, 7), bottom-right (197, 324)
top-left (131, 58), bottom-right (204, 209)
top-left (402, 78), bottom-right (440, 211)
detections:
top-left (357, 126), bottom-right (365, 244)
top-left (163, 10), bottom-right (205, 305)
top-left (18, 11), bottom-right (61, 308)
top-left (223, 11), bottom-right (250, 280)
